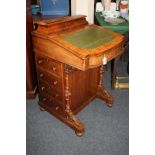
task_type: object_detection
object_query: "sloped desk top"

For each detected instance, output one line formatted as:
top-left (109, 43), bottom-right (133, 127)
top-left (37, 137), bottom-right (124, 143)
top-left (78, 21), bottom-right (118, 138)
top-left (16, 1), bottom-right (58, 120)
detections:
top-left (32, 15), bottom-right (124, 70)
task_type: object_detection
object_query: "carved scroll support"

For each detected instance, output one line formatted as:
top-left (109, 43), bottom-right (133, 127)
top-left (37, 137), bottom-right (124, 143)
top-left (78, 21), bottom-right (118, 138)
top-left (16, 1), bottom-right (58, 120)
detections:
top-left (64, 65), bottom-right (85, 136)
top-left (96, 65), bottom-right (114, 107)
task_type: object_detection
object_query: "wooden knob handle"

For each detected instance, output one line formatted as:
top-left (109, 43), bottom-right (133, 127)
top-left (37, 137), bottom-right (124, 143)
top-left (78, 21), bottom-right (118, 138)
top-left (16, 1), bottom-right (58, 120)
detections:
top-left (55, 94), bottom-right (59, 98)
top-left (41, 86), bottom-right (45, 91)
top-left (56, 106), bottom-right (59, 110)
top-left (53, 81), bottom-right (58, 85)
top-left (38, 60), bottom-right (43, 64)
top-left (39, 73), bottom-right (44, 78)
top-left (52, 66), bottom-right (56, 71)
top-left (43, 98), bottom-right (46, 101)
top-left (49, 98), bottom-right (52, 102)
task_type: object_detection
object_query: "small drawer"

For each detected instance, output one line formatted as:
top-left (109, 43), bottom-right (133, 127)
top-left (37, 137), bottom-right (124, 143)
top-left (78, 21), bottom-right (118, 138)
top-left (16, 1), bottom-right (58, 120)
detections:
top-left (39, 93), bottom-right (53, 106)
top-left (39, 92), bottom-right (64, 110)
top-left (37, 67), bottom-right (62, 91)
top-left (38, 80), bottom-right (63, 102)
top-left (35, 54), bottom-right (62, 76)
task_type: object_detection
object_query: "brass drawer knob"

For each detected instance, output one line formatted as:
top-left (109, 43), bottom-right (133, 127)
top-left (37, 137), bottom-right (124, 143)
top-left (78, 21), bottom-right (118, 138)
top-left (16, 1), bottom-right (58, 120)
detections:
top-left (41, 86), bottom-right (45, 91)
top-left (39, 73), bottom-right (44, 78)
top-left (52, 66), bottom-right (56, 71)
top-left (53, 81), bottom-right (58, 85)
top-left (38, 60), bottom-right (43, 64)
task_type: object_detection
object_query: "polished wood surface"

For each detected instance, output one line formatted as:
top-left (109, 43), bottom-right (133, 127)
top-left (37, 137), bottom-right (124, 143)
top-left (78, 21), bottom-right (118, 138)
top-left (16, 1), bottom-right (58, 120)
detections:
top-left (32, 15), bottom-right (124, 136)
top-left (26, 0), bottom-right (37, 99)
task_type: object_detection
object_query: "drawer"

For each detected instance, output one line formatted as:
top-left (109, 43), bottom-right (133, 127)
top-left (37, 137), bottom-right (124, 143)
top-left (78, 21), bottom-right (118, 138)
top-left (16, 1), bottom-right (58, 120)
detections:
top-left (39, 93), bottom-right (53, 106)
top-left (38, 79), bottom-right (63, 102)
top-left (39, 92), bottom-right (64, 110)
top-left (37, 67), bottom-right (62, 91)
top-left (88, 43), bottom-right (123, 68)
top-left (35, 54), bottom-right (62, 77)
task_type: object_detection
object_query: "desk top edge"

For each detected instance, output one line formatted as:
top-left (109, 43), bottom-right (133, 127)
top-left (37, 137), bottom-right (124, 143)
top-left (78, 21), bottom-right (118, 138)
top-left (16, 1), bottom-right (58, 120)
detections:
top-left (37, 15), bottom-right (86, 26)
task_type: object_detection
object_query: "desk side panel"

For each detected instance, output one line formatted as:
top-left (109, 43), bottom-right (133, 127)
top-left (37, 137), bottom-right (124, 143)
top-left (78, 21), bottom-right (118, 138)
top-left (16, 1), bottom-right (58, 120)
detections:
top-left (68, 67), bottom-right (99, 113)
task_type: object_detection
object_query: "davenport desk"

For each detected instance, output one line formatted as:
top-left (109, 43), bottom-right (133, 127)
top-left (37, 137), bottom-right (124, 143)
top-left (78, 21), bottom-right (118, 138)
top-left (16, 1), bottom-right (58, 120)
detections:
top-left (32, 15), bottom-right (124, 136)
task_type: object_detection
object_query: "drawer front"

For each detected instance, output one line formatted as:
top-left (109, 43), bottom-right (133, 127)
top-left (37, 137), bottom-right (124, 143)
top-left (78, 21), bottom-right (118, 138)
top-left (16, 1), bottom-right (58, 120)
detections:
top-left (39, 93), bottom-right (53, 106)
top-left (37, 67), bottom-right (62, 91)
top-left (35, 54), bottom-right (62, 77)
top-left (88, 43), bottom-right (123, 68)
top-left (38, 79), bottom-right (63, 102)
top-left (39, 92), bottom-right (64, 110)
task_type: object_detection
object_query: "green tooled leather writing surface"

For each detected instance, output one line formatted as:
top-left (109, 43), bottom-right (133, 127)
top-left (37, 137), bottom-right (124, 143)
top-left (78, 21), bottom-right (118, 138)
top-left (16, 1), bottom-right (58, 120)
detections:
top-left (61, 27), bottom-right (115, 50)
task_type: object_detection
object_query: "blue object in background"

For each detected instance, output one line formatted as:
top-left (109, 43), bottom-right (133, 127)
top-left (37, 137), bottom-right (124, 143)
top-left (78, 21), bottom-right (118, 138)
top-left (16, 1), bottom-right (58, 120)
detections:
top-left (31, 5), bottom-right (40, 15)
top-left (40, 0), bottom-right (69, 15)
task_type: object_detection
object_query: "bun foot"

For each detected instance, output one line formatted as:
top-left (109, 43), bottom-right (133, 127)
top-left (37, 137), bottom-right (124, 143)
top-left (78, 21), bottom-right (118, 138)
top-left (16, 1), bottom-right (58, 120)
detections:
top-left (75, 131), bottom-right (84, 137)
top-left (107, 103), bottom-right (113, 107)
top-left (40, 106), bottom-right (45, 111)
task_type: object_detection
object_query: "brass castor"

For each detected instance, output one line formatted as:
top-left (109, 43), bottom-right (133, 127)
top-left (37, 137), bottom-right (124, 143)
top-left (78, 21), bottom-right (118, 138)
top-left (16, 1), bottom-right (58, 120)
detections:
top-left (75, 131), bottom-right (84, 137)
top-left (40, 106), bottom-right (45, 111)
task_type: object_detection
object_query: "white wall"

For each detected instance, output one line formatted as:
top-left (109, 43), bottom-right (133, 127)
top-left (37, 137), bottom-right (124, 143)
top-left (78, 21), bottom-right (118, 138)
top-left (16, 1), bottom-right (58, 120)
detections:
top-left (71, 0), bottom-right (94, 24)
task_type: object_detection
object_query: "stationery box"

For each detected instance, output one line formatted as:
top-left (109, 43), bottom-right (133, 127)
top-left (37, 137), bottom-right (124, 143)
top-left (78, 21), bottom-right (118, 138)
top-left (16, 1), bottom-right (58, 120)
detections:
top-left (40, 0), bottom-right (69, 16)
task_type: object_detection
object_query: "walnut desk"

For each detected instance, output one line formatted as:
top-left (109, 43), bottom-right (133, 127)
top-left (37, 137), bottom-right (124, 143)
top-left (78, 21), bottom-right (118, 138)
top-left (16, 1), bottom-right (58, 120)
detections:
top-left (32, 15), bottom-right (124, 136)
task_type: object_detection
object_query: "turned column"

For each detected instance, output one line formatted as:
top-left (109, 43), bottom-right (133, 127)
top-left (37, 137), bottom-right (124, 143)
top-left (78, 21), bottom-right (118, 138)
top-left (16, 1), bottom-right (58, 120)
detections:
top-left (64, 65), bottom-right (85, 136)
